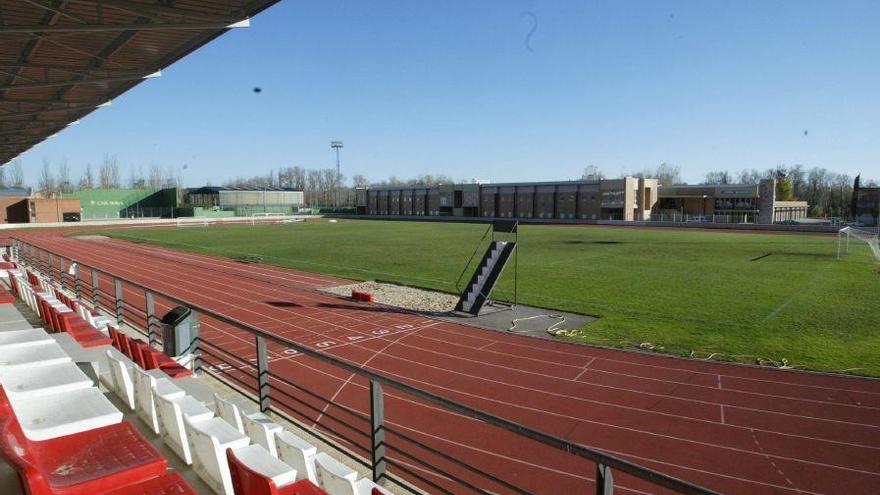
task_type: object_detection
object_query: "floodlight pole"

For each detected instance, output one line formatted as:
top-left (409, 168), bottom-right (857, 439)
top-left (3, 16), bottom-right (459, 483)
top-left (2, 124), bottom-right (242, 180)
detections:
top-left (331, 140), bottom-right (343, 208)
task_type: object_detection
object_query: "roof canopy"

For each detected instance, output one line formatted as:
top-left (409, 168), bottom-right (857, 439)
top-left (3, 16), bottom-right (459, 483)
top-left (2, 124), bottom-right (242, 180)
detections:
top-left (0, 0), bottom-right (279, 165)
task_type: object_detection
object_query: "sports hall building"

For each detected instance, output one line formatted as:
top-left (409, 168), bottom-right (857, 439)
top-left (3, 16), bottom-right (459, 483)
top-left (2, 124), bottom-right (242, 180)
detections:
top-left (854, 187), bottom-right (880, 226)
top-left (356, 177), bottom-right (809, 224)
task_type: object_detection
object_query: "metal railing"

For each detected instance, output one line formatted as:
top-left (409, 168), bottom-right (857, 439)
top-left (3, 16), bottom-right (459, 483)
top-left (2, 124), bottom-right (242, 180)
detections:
top-left (648, 213), bottom-right (756, 224)
top-left (11, 237), bottom-right (722, 495)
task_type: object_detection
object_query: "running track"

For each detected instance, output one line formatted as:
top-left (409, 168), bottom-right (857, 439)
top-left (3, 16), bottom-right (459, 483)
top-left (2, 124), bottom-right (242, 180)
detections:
top-left (11, 227), bottom-right (880, 495)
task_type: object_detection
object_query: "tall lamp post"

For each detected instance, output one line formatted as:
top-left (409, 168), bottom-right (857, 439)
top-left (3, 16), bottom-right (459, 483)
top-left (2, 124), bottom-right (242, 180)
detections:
top-left (330, 140), bottom-right (343, 208)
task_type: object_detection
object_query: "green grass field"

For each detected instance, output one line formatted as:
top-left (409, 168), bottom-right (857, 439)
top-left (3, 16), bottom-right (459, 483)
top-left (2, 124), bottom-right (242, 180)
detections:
top-left (89, 219), bottom-right (880, 376)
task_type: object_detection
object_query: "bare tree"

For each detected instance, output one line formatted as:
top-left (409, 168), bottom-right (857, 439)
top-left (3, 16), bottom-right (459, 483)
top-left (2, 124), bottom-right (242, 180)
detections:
top-left (148, 164), bottom-right (165, 190)
top-left (128, 164), bottom-right (146, 189)
top-left (581, 165), bottom-right (605, 181)
top-left (38, 157), bottom-right (56, 196)
top-left (703, 170), bottom-right (732, 185)
top-left (78, 163), bottom-right (95, 190)
top-left (8, 159), bottom-right (25, 188)
top-left (57, 158), bottom-right (73, 193)
top-left (99, 154), bottom-right (120, 188)
top-left (351, 174), bottom-right (369, 188)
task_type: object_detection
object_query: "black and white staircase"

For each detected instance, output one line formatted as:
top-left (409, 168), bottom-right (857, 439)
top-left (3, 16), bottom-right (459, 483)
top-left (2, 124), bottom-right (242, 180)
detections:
top-left (455, 240), bottom-right (516, 315)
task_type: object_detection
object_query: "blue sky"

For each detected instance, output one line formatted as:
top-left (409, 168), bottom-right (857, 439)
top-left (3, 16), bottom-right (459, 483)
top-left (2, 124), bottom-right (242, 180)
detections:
top-left (15, 0), bottom-right (880, 186)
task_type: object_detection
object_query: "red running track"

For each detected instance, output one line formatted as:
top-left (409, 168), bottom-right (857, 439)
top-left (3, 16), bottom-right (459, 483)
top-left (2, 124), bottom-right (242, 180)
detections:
top-left (12, 228), bottom-right (880, 495)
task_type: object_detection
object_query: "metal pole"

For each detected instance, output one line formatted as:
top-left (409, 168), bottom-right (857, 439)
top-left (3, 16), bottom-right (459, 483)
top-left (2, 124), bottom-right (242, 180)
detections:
top-left (47, 253), bottom-right (54, 282)
top-left (191, 311), bottom-right (202, 373)
top-left (114, 278), bottom-right (124, 325)
top-left (836, 231), bottom-right (841, 260)
top-left (73, 261), bottom-right (81, 300)
top-left (370, 380), bottom-right (387, 482)
top-left (256, 335), bottom-right (270, 412)
top-left (335, 147), bottom-right (341, 208)
top-left (91, 269), bottom-right (99, 306)
top-left (146, 290), bottom-right (157, 346)
top-left (595, 464), bottom-right (614, 495)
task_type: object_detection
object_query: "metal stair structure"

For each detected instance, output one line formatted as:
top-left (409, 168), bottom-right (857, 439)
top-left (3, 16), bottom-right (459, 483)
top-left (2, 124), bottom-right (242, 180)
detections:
top-left (455, 221), bottom-right (518, 316)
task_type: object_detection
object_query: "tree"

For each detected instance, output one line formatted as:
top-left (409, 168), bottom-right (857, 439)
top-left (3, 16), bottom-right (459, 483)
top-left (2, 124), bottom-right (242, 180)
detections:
top-left (38, 157), bottom-right (56, 196)
top-left (703, 170), bottom-right (732, 185)
top-left (79, 163), bottom-right (95, 190)
top-left (851, 174), bottom-right (861, 218)
top-left (737, 168), bottom-right (762, 185)
top-left (351, 174), bottom-right (369, 188)
top-left (128, 164), bottom-right (146, 189)
top-left (8, 159), bottom-right (24, 188)
top-left (776, 176), bottom-right (795, 201)
top-left (629, 162), bottom-right (683, 185)
top-left (99, 154), bottom-right (120, 188)
top-left (581, 165), bottom-right (605, 181)
top-left (148, 164), bottom-right (165, 190)
top-left (57, 158), bottom-right (73, 193)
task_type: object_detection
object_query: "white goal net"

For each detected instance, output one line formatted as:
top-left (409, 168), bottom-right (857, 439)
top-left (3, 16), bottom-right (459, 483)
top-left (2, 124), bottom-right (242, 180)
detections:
top-left (838, 226), bottom-right (880, 262)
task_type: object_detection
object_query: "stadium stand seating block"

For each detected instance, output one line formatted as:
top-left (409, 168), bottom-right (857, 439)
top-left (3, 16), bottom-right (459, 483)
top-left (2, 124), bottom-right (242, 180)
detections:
top-left (0, 416), bottom-right (168, 495)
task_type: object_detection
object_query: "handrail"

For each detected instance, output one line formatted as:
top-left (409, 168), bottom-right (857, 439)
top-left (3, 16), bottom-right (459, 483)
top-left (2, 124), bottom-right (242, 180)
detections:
top-left (454, 223), bottom-right (493, 293)
top-left (11, 236), bottom-right (722, 495)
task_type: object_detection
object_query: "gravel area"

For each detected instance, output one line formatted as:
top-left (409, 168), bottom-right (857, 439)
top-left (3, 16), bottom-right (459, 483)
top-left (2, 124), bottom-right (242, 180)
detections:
top-left (322, 281), bottom-right (458, 314)
top-left (75, 235), bottom-right (111, 240)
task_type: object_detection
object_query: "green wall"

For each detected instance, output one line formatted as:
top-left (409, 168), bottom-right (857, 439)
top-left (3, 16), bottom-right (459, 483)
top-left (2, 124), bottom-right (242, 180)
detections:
top-left (70, 188), bottom-right (179, 219)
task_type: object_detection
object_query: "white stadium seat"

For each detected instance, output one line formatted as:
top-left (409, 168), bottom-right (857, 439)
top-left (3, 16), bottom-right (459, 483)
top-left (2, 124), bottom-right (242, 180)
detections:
top-left (241, 411), bottom-right (283, 457)
top-left (133, 365), bottom-right (184, 434)
top-left (315, 452), bottom-right (391, 495)
top-left (0, 361), bottom-right (93, 400)
top-left (106, 350), bottom-right (136, 410)
top-left (276, 429), bottom-right (319, 484)
top-left (214, 393), bottom-right (246, 434)
top-left (154, 390), bottom-right (214, 464)
top-left (8, 386), bottom-right (123, 441)
top-left (184, 416), bottom-right (250, 495)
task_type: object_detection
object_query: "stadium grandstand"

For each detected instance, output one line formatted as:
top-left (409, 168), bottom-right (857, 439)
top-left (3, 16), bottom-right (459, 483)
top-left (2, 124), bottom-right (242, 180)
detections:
top-left (0, 2), bottom-right (878, 495)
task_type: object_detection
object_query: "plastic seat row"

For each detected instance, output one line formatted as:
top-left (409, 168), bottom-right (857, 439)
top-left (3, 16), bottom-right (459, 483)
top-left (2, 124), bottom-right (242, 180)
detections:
top-left (214, 394), bottom-right (390, 495)
top-left (7, 260), bottom-right (388, 495)
top-left (0, 374), bottom-right (195, 495)
top-left (106, 344), bottom-right (380, 495)
top-left (10, 269), bottom-right (118, 349)
top-left (104, 346), bottom-right (332, 495)
top-left (34, 289), bottom-right (111, 348)
top-left (109, 326), bottom-right (192, 379)
top-left (0, 307), bottom-right (196, 494)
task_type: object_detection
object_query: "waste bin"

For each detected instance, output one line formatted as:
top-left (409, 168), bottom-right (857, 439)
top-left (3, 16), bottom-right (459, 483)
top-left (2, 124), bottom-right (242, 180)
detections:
top-left (160, 306), bottom-right (198, 357)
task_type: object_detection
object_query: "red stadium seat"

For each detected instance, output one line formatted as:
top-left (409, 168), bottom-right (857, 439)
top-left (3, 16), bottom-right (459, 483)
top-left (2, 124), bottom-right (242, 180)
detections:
top-left (118, 334), bottom-right (135, 360)
top-left (103, 472), bottom-right (197, 495)
top-left (109, 326), bottom-right (124, 350)
top-left (0, 287), bottom-right (14, 304)
top-left (0, 416), bottom-right (167, 495)
top-left (142, 346), bottom-right (192, 379)
top-left (127, 337), bottom-right (148, 368)
top-left (226, 448), bottom-right (329, 495)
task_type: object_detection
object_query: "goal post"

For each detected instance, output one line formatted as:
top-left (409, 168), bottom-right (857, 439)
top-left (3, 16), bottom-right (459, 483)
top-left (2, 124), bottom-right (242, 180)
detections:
top-left (837, 226), bottom-right (880, 262)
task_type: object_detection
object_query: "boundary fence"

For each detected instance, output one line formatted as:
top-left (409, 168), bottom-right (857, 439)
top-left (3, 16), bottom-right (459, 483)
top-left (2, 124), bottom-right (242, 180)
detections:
top-left (11, 237), bottom-right (722, 495)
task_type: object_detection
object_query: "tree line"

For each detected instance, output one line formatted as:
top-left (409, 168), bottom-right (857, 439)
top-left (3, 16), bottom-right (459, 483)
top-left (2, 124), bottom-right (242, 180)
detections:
top-left (582, 163), bottom-right (876, 218)
top-left (4, 155), bottom-right (183, 197)
top-left (225, 167), bottom-right (458, 207)
top-left (699, 165), bottom-right (874, 218)
top-left (6, 155), bottom-right (875, 217)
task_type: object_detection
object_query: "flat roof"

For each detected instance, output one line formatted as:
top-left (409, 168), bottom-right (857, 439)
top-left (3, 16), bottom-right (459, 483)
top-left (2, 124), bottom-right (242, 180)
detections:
top-left (0, 0), bottom-right (280, 166)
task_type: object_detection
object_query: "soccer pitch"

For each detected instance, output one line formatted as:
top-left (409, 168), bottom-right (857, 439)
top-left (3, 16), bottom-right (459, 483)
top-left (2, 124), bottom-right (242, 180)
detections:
top-left (93, 219), bottom-right (880, 376)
